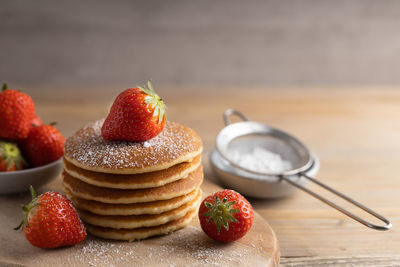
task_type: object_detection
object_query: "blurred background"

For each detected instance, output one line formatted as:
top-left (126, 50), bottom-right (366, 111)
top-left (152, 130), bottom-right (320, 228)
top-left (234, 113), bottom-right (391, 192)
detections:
top-left (2, 0), bottom-right (400, 93)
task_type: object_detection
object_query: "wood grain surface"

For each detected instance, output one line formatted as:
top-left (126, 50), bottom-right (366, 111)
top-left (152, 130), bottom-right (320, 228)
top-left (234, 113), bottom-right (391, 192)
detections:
top-left (0, 178), bottom-right (279, 267)
top-left (2, 86), bottom-right (400, 266)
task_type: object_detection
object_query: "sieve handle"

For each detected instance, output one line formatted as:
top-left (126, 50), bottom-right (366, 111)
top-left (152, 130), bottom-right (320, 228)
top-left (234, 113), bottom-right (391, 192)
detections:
top-left (279, 174), bottom-right (392, 231)
top-left (223, 109), bottom-right (249, 125)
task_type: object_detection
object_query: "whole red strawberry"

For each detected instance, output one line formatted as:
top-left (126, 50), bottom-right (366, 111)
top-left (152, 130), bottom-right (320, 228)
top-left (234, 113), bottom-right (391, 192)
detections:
top-left (101, 80), bottom-right (166, 142)
top-left (199, 189), bottom-right (254, 242)
top-left (15, 186), bottom-right (86, 248)
top-left (0, 83), bottom-right (35, 140)
top-left (0, 140), bottom-right (26, 171)
top-left (20, 124), bottom-right (65, 167)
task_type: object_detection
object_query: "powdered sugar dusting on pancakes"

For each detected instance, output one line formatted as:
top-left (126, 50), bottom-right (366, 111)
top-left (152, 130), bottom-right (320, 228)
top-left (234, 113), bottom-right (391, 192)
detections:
top-left (64, 120), bottom-right (202, 170)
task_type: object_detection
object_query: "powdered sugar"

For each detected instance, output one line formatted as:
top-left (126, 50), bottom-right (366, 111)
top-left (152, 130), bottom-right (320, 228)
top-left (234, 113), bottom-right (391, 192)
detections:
top-left (231, 147), bottom-right (292, 173)
top-left (64, 120), bottom-right (202, 170)
top-left (73, 226), bottom-right (260, 266)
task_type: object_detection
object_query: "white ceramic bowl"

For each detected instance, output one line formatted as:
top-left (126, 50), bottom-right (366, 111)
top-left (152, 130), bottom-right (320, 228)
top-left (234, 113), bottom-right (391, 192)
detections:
top-left (0, 158), bottom-right (63, 194)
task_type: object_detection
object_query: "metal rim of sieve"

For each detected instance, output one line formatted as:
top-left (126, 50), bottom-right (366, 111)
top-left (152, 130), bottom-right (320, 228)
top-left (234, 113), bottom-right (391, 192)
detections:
top-left (216, 109), bottom-right (392, 231)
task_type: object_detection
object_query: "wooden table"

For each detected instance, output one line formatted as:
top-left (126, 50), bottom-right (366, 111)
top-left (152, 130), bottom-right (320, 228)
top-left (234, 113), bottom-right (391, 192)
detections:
top-left (29, 86), bottom-right (400, 266)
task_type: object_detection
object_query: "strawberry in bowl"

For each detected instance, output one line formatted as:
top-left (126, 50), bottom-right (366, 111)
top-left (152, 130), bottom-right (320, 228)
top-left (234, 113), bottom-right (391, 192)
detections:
top-left (20, 123), bottom-right (65, 168)
top-left (0, 83), bottom-right (35, 140)
top-left (0, 123), bottom-right (65, 194)
top-left (0, 141), bottom-right (26, 172)
top-left (0, 84), bottom-right (65, 194)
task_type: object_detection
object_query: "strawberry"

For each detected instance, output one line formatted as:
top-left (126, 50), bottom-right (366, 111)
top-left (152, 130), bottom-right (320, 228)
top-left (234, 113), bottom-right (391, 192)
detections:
top-left (20, 124), bottom-right (65, 167)
top-left (199, 189), bottom-right (254, 242)
top-left (101, 80), bottom-right (166, 142)
top-left (31, 114), bottom-right (43, 127)
top-left (0, 83), bottom-right (35, 140)
top-left (15, 186), bottom-right (86, 248)
top-left (0, 140), bottom-right (26, 171)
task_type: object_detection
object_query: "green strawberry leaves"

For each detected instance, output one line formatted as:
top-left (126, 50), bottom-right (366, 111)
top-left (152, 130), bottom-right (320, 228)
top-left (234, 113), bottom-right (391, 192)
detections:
top-left (138, 80), bottom-right (166, 124)
top-left (202, 196), bottom-right (239, 233)
top-left (0, 141), bottom-right (27, 171)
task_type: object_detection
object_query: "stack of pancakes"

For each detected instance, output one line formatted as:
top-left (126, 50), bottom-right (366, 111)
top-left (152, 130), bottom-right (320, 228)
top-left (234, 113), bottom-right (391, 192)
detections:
top-left (62, 120), bottom-right (203, 241)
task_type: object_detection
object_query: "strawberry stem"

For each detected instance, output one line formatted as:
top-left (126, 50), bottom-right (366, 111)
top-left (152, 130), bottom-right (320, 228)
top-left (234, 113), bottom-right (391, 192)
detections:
top-left (13, 221), bottom-right (24, 231)
top-left (30, 185), bottom-right (36, 199)
top-left (2, 83), bottom-right (7, 91)
top-left (138, 81), bottom-right (166, 124)
top-left (14, 186), bottom-right (39, 230)
top-left (202, 196), bottom-right (239, 233)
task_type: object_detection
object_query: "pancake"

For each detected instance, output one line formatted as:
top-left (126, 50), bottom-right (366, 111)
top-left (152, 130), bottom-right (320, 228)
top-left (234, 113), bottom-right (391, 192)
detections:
top-left (66, 188), bottom-right (200, 216)
top-left (85, 206), bottom-right (198, 241)
top-left (62, 166), bottom-right (203, 204)
top-left (63, 155), bottom-right (201, 189)
top-left (78, 189), bottom-right (201, 229)
top-left (64, 120), bottom-right (203, 174)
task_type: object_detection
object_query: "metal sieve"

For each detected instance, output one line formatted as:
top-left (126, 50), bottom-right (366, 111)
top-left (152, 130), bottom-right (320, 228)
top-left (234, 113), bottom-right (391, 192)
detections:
top-left (215, 109), bottom-right (392, 231)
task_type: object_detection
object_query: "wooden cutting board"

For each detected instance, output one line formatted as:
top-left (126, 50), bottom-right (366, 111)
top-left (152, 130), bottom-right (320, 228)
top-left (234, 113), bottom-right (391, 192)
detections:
top-left (0, 177), bottom-right (280, 267)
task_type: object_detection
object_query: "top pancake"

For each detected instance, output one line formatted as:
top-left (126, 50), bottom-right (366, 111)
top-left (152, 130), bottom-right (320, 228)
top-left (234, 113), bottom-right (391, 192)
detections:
top-left (64, 120), bottom-right (203, 174)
